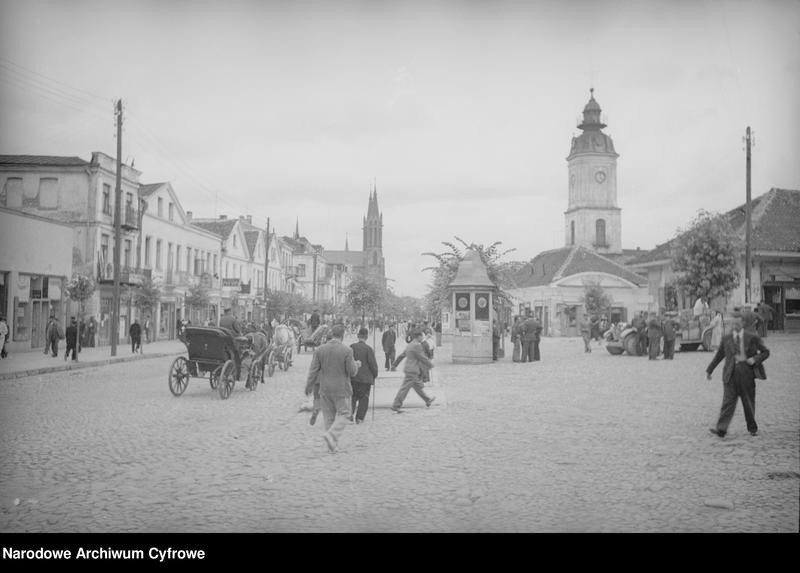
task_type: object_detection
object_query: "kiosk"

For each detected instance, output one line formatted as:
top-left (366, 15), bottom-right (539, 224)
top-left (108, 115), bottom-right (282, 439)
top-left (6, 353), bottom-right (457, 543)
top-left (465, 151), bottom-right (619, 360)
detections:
top-left (449, 250), bottom-right (498, 364)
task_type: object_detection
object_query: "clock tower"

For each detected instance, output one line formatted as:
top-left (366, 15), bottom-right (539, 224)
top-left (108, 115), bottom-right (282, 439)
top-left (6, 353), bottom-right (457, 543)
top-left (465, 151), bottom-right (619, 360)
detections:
top-left (565, 89), bottom-right (622, 254)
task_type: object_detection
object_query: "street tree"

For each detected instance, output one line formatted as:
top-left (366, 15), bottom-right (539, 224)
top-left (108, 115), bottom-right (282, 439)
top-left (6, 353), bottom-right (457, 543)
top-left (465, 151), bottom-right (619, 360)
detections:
top-left (583, 280), bottom-right (612, 317)
top-left (132, 275), bottom-right (162, 320)
top-left (185, 280), bottom-right (211, 323)
top-left (671, 209), bottom-right (741, 305)
top-left (423, 237), bottom-right (515, 319)
top-left (65, 273), bottom-right (96, 361)
top-left (346, 274), bottom-right (385, 325)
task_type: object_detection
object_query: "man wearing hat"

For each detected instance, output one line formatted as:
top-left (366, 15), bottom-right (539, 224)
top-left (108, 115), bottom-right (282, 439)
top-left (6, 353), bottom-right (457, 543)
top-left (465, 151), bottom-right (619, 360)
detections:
top-left (350, 327), bottom-right (379, 424)
top-left (391, 329), bottom-right (435, 412)
top-left (706, 311), bottom-right (770, 437)
top-left (64, 317), bottom-right (78, 361)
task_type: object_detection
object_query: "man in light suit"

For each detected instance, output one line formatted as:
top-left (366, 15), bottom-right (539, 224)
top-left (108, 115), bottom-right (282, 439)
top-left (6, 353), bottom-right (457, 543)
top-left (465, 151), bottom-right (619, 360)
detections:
top-left (305, 324), bottom-right (360, 452)
top-left (706, 312), bottom-right (769, 438)
top-left (391, 329), bottom-right (435, 412)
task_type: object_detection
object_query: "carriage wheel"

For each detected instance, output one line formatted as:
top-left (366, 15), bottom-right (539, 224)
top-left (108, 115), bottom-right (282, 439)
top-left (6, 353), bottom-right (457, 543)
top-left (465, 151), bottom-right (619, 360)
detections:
top-left (283, 347), bottom-right (293, 370)
top-left (219, 360), bottom-right (236, 400)
top-left (267, 350), bottom-right (277, 377)
top-left (623, 333), bottom-right (640, 356)
top-left (168, 357), bottom-right (190, 396)
top-left (247, 360), bottom-right (263, 390)
top-left (209, 368), bottom-right (220, 390)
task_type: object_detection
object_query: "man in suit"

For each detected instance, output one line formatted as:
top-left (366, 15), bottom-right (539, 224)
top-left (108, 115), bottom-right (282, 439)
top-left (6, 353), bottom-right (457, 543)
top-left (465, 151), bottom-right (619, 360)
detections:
top-left (646, 311), bottom-right (662, 360)
top-left (64, 317), bottom-right (78, 361)
top-left (219, 308), bottom-right (241, 336)
top-left (519, 315), bottom-right (542, 362)
top-left (391, 329), bottom-right (435, 412)
top-left (350, 328), bottom-right (379, 424)
top-left (381, 323), bottom-right (397, 371)
top-left (661, 312), bottom-right (679, 360)
top-left (305, 324), bottom-right (360, 452)
top-left (706, 312), bottom-right (770, 438)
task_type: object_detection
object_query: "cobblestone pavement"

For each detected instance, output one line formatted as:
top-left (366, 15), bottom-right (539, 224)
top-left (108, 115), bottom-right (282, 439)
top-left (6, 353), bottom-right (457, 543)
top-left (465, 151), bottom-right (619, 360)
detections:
top-left (1, 333), bottom-right (797, 532)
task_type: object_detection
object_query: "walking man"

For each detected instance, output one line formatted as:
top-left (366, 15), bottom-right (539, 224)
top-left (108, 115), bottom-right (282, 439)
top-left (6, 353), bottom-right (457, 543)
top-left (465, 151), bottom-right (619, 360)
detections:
top-left (756, 300), bottom-right (773, 338)
top-left (64, 317), bottom-right (78, 361)
top-left (579, 314), bottom-right (592, 353)
top-left (45, 316), bottom-right (61, 358)
top-left (304, 324), bottom-right (360, 453)
top-left (381, 323), bottom-right (397, 371)
top-left (129, 319), bottom-right (142, 354)
top-left (144, 315), bottom-right (152, 343)
top-left (706, 312), bottom-right (769, 437)
top-left (350, 327), bottom-right (379, 424)
top-left (391, 329), bottom-right (435, 412)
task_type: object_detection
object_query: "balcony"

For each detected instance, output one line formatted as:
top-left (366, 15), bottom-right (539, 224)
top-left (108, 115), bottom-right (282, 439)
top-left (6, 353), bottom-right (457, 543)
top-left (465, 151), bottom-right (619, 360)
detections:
top-left (98, 264), bottom-right (152, 286)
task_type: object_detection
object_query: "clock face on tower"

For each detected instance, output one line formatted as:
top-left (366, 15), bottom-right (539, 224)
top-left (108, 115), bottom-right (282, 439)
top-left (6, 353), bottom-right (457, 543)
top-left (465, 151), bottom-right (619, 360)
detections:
top-left (595, 170), bottom-right (606, 184)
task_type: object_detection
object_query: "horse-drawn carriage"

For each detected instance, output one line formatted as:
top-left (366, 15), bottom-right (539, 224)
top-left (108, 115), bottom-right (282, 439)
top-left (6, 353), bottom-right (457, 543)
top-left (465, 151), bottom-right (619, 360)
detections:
top-left (264, 322), bottom-right (295, 376)
top-left (296, 324), bottom-right (330, 352)
top-left (168, 326), bottom-right (269, 399)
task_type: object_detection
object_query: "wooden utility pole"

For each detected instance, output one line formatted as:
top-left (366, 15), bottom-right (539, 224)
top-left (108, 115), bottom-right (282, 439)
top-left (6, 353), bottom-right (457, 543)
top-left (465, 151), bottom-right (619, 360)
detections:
top-left (263, 217), bottom-right (271, 322)
top-left (111, 99), bottom-right (123, 356)
top-left (745, 126), bottom-right (752, 304)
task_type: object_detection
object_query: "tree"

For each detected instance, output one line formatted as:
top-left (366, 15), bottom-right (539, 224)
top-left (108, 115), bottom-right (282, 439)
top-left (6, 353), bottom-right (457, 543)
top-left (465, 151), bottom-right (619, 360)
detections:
top-left (671, 210), bottom-right (741, 304)
top-left (266, 290), bottom-right (310, 321)
top-left (583, 280), bottom-right (612, 316)
top-left (132, 275), bottom-right (162, 317)
top-left (346, 274), bottom-right (385, 324)
top-left (65, 273), bottom-right (96, 361)
top-left (422, 237), bottom-right (515, 318)
top-left (185, 280), bottom-right (211, 323)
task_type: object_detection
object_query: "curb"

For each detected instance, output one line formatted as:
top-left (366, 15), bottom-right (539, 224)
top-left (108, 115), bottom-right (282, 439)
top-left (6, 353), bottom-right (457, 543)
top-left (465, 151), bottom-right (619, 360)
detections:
top-left (0, 351), bottom-right (183, 381)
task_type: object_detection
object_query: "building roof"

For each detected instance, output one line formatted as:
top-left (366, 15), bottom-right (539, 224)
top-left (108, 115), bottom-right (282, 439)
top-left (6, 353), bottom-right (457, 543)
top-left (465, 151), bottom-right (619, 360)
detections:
top-left (628, 188), bottom-right (800, 265)
top-left (450, 250), bottom-right (496, 288)
top-left (507, 245), bottom-right (648, 288)
top-left (324, 250), bottom-right (364, 266)
top-left (0, 155), bottom-right (88, 167)
top-left (138, 182), bottom-right (167, 197)
top-left (192, 218), bottom-right (238, 238)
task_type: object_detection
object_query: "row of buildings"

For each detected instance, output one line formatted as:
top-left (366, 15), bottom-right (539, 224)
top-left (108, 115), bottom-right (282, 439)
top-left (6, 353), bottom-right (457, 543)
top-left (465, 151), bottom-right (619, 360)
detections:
top-left (0, 153), bottom-right (386, 353)
top-left (501, 90), bottom-right (800, 336)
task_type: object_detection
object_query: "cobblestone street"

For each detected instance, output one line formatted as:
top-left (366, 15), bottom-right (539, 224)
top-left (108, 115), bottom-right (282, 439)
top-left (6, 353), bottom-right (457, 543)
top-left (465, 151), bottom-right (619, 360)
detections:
top-left (1, 334), bottom-right (798, 533)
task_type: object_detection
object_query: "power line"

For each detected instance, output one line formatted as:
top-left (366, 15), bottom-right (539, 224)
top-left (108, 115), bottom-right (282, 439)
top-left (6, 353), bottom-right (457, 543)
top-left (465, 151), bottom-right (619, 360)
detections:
top-left (0, 56), bottom-right (110, 105)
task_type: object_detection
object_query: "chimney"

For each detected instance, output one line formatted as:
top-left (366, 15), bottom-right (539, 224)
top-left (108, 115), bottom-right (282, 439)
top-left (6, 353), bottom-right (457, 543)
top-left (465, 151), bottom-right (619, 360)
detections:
top-left (186, 211), bottom-right (192, 221)
top-left (220, 215), bottom-right (227, 220)
top-left (246, 215), bottom-right (252, 225)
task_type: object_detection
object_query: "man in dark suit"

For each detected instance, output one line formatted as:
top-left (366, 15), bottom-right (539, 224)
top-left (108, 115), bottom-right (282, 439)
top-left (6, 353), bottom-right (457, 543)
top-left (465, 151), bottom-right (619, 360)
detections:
top-left (64, 317), bottom-right (78, 361)
top-left (381, 324), bottom-right (397, 371)
top-left (661, 312), bottom-right (679, 360)
top-left (350, 328), bottom-right (379, 424)
top-left (305, 324), bottom-right (360, 452)
top-left (219, 308), bottom-right (241, 336)
top-left (519, 315), bottom-right (542, 362)
top-left (706, 312), bottom-right (769, 438)
top-left (646, 312), bottom-right (662, 360)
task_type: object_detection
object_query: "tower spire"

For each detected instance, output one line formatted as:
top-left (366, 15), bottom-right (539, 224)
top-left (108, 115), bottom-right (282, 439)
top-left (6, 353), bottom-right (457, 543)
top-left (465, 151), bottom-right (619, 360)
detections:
top-left (294, 218), bottom-right (299, 239)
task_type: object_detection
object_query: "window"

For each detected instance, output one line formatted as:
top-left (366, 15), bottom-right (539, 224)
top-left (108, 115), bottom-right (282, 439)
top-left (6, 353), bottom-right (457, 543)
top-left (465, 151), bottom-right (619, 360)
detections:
top-left (102, 184), bottom-right (111, 215)
top-left (167, 243), bottom-right (174, 273)
top-left (233, 234), bottom-right (237, 248)
top-left (176, 245), bottom-right (182, 271)
top-left (213, 254), bottom-right (218, 275)
top-left (100, 234), bottom-right (110, 267)
top-left (186, 247), bottom-right (192, 274)
top-left (39, 178), bottom-right (58, 209)
top-left (157, 197), bottom-right (163, 217)
top-left (225, 262), bottom-right (229, 278)
top-left (124, 239), bottom-right (131, 268)
top-left (169, 202), bottom-right (174, 221)
top-left (570, 221), bottom-right (575, 245)
top-left (595, 219), bottom-right (607, 247)
top-left (206, 253), bottom-right (211, 274)
top-left (156, 240), bottom-right (163, 270)
top-left (145, 236), bottom-right (152, 267)
top-left (372, 251), bottom-right (378, 265)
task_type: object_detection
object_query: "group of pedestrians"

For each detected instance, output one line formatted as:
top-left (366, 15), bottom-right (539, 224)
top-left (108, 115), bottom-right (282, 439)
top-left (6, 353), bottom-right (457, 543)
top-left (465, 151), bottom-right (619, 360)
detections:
top-left (510, 314), bottom-right (543, 362)
top-left (304, 322), bottom-right (436, 453)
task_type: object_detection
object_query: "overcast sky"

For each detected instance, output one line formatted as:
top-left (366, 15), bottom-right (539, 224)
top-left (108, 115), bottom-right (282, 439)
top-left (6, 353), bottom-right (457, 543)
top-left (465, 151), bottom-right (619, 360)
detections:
top-left (1, 0), bottom-right (798, 297)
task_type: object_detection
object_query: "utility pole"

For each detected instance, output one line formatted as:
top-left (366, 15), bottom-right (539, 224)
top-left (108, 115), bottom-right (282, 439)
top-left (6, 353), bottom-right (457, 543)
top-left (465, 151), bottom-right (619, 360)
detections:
top-left (263, 217), bottom-right (270, 322)
top-left (111, 99), bottom-right (123, 356)
top-left (312, 252), bottom-right (318, 302)
top-left (745, 126), bottom-right (752, 304)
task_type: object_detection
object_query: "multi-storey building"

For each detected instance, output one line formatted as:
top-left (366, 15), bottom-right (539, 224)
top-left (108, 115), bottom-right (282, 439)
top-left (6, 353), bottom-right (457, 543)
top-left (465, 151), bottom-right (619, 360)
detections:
top-left (138, 183), bottom-right (222, 338)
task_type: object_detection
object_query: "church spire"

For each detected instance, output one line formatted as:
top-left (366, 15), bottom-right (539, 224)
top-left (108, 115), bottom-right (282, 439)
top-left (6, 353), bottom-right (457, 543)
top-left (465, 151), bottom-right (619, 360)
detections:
top-left (294, 218), bottom-right (299, 240)
top-left (345, 233), bottom-right (349, 251)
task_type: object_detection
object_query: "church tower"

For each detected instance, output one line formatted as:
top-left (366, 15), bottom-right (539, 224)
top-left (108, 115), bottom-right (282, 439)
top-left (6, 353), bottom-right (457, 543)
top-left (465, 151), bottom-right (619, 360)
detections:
top-left (362, 185), bottom-right (385, 278)
top-left (565, 89), bottom-right (622, 254)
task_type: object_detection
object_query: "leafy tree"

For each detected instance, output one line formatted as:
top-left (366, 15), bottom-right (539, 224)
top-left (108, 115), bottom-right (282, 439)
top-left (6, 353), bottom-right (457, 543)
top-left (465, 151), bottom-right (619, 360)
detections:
top-left (132, 275), bottom-right (162, 315)
top-left (422, 237), bottom-right (515, 318)
top-left (266, 290), bottom-right (310, 321)
top-left (185, 280), bottom-right (211, 323)
top-left (346, 274), bottom-right (385, 324)
top-left (583, 280), bottom-right (612, 317)
top-left (671, 210), bottom-right (741, 304)
top-left (65, 273), bottom-right (96, 360)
